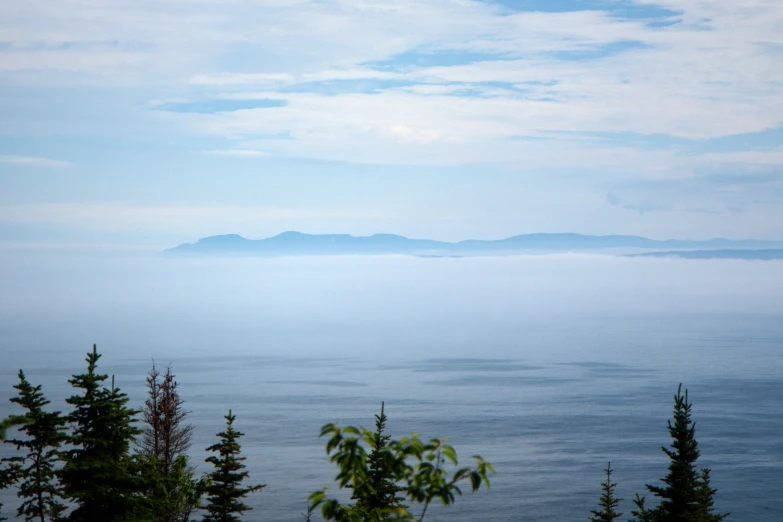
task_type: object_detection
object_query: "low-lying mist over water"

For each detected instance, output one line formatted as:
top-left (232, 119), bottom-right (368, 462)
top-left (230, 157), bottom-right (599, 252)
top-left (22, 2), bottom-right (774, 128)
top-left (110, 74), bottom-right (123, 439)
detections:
top-left (1, 254), bottom-right (782, 520)
top-left (2, 254), bottom-right (782, 363)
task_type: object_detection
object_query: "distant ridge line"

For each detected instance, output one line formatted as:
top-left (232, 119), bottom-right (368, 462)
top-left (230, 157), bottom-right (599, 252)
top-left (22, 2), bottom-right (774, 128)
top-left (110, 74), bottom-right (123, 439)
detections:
top-left (627, 249), bottom-right (783, 260)
top-left (163, 231), bottom-right (783, 258)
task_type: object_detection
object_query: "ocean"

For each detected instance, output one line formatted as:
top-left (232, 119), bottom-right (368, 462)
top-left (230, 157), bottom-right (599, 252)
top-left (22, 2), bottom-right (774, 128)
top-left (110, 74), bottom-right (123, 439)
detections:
top-left (0, 253), bottom-right (781, 521)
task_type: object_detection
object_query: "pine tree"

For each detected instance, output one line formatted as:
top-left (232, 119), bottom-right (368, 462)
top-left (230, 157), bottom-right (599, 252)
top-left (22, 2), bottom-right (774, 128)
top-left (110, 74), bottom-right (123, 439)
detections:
top-left (354, 402), bottom-right (406, 520)
top-left (629, 494), bottom-right (657, 522)
top-left (58, 344), bottom-right (146, 522)
top-left (1, 418), bottom-right (24, 521)
top-left (0, 460), bottom-right (21, 522)
top-left (140, 454), bottom-right (207, 522)
top-left (588, 462), bottom-right (622, 522)
top-left (0, 415), bottom-right (30, 441)
top-left (138, 362), bottom-right (163, 464)
top-left (158, 365), bottom-right (195, 476)
top-left (137, 362), bottom-right (204, 522)
top-left (694, 469), bottom-right (729, 522)
top-left (647, 384), bottom-right (701, 520)
top-left (203, 410), bottom-right (264, 522)
top-left (634, 384), bottom-right (728, 522)
top-left (4, 370), bottom-right (68, 522)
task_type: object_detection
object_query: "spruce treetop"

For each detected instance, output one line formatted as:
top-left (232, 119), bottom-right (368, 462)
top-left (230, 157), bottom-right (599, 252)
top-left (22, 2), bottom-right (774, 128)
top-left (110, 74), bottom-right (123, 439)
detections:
top-left (633, 384), bottom-right (729, 522)
top-left (203, 409), bottom-right (264, 522)
top-left (59, 344), bottom-right (145, 522)
top-left (4, 370), bottom-right (68, 522)
top-left (356, 402), bottom-right (407, 520)
top-left (588, 462), bottom-right (622, 522)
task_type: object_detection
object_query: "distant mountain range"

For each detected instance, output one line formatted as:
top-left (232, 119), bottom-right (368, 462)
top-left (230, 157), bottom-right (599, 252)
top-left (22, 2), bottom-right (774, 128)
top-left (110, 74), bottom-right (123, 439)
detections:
top-left (164, 232), bottom-right (783, 258)
top-left (628, 249), bottom-right (783, 260)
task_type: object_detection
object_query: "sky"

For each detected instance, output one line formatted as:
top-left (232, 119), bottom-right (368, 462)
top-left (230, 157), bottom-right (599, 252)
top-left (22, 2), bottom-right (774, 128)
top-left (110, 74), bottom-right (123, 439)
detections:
top-left (1, 0), bottom-right (782, 252)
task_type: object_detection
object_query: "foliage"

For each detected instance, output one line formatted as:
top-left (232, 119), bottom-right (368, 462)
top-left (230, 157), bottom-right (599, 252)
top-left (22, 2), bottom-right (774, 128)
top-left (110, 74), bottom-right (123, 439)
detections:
top-left (353, 402), bottom-right (406, 519)
top-left (203, 410), bottom-right (264, 522)
top-left (0, 415), bottom-right (31, 442)
top-left (58, 344), bottom-right (146, 522)
top-left (694, 469), bottom-right (728, 522)
top-left (309, 405), bottom-right (494, 522)
top-left (630, 494), bottom-right (657, 522)
top-left (302, 501), bottom-right (316, 522)
top-left (138, 362), bottom-right (163, 464)
top-left (588, 462), bottom-right (622, 522)
top-left (0, 459), bottom-right (22, 522)
top-left (3, 370), bottom-right (68, 522)
top-left (631, 384), bottom-right (729, 522)
top-left (1, 344), bottom-right (741, 522)
top-left (140, 454), bottom-right (209, 522)
top-left (137, 362), bottom-right (204, 522)
top-left (0, 417), bottom-right (25, 521)
top-left (138, 363), bottom-right (195, 473)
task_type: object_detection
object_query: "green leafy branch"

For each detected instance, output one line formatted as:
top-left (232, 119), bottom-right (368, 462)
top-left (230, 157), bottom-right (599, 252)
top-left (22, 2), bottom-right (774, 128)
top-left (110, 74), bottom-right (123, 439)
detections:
top-left (310, 420), bottom-right (493, 522)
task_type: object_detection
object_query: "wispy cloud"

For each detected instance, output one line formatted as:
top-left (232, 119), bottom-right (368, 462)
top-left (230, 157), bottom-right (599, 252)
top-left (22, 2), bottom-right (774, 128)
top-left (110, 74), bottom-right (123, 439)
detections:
top-left (607, 191), bottom-right (726, 216)
top-left (202, 149), bottom-right (269, 158)
top-left (606, 193), bottom-right (668, 214)
top-left (4, 1), bottom-right (782, 164)
top-left (0, 155), bottom-right (71, 167)
top-left (703, 147), bottom-right (783, 165)
top-left (189, 73), bottom-right (295, 86)
top-left (159, 98), bottom-right (286, 114)
top-left (142, 2), bottom-right (783, 170)
top-left (2, 0), bottom-right (782, 240)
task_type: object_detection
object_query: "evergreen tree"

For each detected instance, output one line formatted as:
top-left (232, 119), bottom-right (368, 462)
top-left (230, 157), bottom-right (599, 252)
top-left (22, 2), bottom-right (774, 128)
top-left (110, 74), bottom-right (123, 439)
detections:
top-left (302, 501), bottom-right (316, 522)
top-left (694, 469), bottom-right (729, 522)
top-left (58, 344), bottom-right (146, 522)
top-left (138, 362), bottom-right (204, 522)
top-left (203, 410), bottom-right (264, 522)
top-left (1, 416), bottom-right (24, 521)
top-left (4, 370), bottom-right (68, 522)
top-left (0, 415), bottom-right (30, 441)
top-left (588, 462), bottom-right (622, 522)
top-left (140, 454), bottom-right (207, 522)
top-left (138, 362), bottom-right (163, 465)
top-left (629, 494), bottom-right (657, 522)
top-left (634, 384), bottom-right (728, 522)
top-left (354, 402), bottom-right (406, 520)
top-left (0, 460), bottom-right (21, 522)
top-left (159, 365), bottom-right (195, 475)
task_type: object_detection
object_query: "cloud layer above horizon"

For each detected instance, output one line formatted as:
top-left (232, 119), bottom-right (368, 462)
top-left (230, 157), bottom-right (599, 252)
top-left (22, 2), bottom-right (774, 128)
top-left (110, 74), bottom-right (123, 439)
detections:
top-left (1, 0), bottom-right (782, 249)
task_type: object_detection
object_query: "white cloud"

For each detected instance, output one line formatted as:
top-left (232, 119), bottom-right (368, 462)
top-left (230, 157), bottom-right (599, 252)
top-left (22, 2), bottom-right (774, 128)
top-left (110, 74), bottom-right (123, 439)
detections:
top-left (0, 155), bottom-right (72, 167)
top-left (189, 73), bottom-right (295, 86)
top-left (387, 124), bottom-right (441, 144)
top-left (202, 149), bottom-right (269, 158)
top-left (2, 0), bottom-right (782, 173)
top-left (301, 68), bottom-right (404, 82)
top-left (171, 90), bottom-right (695, 171)
top-left (167, 2), bottom-right (783, 168)
top-left (703, 147), bottom-right (783, 165)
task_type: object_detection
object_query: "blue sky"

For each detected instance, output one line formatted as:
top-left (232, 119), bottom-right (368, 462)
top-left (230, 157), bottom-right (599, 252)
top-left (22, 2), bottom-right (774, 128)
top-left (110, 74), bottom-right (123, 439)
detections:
top-left (1, 0), bottom-right (782, 251)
